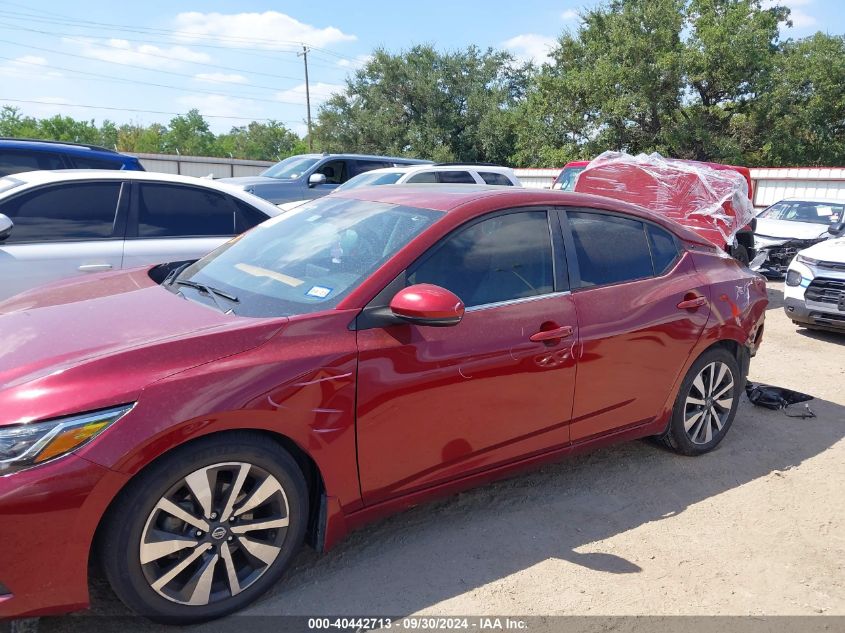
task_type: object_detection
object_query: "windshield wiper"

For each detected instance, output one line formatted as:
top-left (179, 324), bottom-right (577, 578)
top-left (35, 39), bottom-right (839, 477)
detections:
top-left (175, 279), bottom-right (239, 313)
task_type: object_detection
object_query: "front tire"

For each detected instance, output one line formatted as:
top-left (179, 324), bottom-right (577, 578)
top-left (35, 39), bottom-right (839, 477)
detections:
top-left (100, 433), bottom-right (308, 623)
top-left (662, 347), bottom-right (741, 456)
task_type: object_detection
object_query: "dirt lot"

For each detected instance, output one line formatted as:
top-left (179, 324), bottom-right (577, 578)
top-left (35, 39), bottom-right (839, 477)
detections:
top-left (37, 281), bottom-right (845, 630)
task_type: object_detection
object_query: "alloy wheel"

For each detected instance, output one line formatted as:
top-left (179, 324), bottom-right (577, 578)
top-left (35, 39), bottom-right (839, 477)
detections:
top-left (683, 361), bottom-right (735, 445)
top-left (139, 461), bottom-right (290, 605)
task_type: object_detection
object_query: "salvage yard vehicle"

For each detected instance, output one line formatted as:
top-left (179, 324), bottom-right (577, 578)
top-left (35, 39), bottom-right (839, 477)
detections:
top-left (220, 153), bottom-right (431, 204)
top-left (0, 170), bottom-right (282, 301)
top-left (551, 160), bottom-right (589, 191)
top-left (568, 153), bottom-right (757, 264)
top-left (0, 186), bottom-right (767, 623)
top-left (751, 198), bottom-right (845, 277)
top-left (0, 138), bottom-right (144, 176)
top-left (783, 229), bottom-right (845, 332)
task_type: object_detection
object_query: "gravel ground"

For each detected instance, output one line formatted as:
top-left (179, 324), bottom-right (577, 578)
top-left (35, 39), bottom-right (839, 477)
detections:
top-left (29, 281), bottom-right (845, 631)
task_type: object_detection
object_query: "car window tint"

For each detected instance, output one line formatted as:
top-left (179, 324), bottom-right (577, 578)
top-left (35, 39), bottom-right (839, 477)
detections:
top-left (234, 199), bottom-right (269, 233)
top-left (0, 150), bottom-right (64, 177)
top-left (70, 155), bottom-right (122, 170)
top-left (316, 160), bottom-right (347, 184)
top-left (351, 160), bottom-right (391, 177)
top-left (479, 172), bottom-right (513, 186)
top-left (137, 184), bottom-right (235, 238)
top-left (408, 211), bottom-right (554, 307)
top-left (1, 181), bottom-right (121, 243)
top-left (406, 171), bottom-right (437, 183)
top-left (647, 224), bottom-right (679, 275)
top-left (437, 171), bottom-right (476, 184)
top-left (569, 211), bottom-right (653, 287)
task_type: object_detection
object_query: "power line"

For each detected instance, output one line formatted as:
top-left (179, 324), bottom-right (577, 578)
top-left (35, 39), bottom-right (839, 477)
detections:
top-left (0, 97), bottom-right (302, 123)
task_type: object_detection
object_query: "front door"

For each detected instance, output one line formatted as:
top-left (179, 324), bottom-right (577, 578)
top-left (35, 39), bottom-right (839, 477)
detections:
top-left (356, 209), bottom-right (579, 505)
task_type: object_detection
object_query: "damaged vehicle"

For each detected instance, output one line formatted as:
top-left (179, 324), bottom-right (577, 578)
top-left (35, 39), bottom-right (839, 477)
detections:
top-left (572, 152), bottom-right (757, 265)
top-left (783, 227), bottom-right (845, 332)
top-left (0, 186), bottom-right (766, 623)
top-left (751, 198), bottom-right (845, 276)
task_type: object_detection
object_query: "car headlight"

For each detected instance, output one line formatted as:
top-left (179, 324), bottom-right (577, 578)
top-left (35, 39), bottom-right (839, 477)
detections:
top-left (0, 404), bottom-right (133, 474)
top-left (796, 254), bottom-right (819, 266)
top-left (785, 269), bottom-right (803, 286)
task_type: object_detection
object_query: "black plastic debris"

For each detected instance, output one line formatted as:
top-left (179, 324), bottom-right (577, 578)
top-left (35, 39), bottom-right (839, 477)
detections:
top-left (745, 382), bottom-right (815, 417)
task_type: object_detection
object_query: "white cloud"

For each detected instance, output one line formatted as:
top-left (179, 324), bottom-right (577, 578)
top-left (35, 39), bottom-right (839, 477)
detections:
top-left (762, 0), bottom-right (817, 29)
top-left (173, 11), bottom-right (356, 51)
top-left (0, 55), bottom-right (62, 79)
top-left (503, 33), bottom-right (557, 64)
top-left (275, 82), bottom-right (344, 106)
top-left (337, 54), bottom-right (372, 69)
top-left (67, 37), bottom-right (211, 68)
top-left (175, 94), bottom-right (263, 119)
top-left (193, 72), bottom-right (248, 85)
top-left (561, 9), bottom-right (578, 20)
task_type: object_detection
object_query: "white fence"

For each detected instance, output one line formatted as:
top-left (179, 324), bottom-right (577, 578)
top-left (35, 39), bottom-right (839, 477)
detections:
top-left (133, 153), bottom-right (845, 205)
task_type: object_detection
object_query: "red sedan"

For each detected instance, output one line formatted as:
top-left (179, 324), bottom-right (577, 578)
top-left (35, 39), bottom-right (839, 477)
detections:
top-left (0, 187), bottom-right (766, 622)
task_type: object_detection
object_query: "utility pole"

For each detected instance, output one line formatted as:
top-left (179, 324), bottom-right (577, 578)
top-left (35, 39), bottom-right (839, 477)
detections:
top-left (298, 45), bottom-right (313, 151)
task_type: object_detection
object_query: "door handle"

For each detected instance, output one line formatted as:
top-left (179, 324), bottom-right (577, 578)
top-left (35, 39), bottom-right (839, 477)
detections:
top-left (677, 294), bottom-right (707, 310)
top-left (78, 263), bottom-right (113, 272)
top-left (529, 325), bottom-right (574, 342)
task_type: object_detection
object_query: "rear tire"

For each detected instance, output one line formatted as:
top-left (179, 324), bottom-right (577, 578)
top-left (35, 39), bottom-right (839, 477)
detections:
top-left (100, 433), bottom-right (308, 623)
top-left (661, 347), bottom-right (741, 456)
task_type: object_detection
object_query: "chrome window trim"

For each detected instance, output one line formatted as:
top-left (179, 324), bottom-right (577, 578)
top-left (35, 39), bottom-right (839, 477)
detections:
top-left (466, 290), bottom-right (572, 313)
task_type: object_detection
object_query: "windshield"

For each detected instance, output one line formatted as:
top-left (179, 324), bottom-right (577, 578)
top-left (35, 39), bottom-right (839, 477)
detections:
top-left (552, 166), bottom-right (586, 191)
top-left (336, 170), bottom-right (405, 192)
top-left (0, 176), bottom-right (25, 195)
top-left (261, 156), bottom-right (320, 180)
top-left (175, 196), bottom-right (443, 317)
top-left (758, 201), bottom-right (844, 225)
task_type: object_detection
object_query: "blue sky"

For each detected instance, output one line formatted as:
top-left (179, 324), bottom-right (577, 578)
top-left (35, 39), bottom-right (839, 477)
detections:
top-left (0, 0), bottom-right (838, 135)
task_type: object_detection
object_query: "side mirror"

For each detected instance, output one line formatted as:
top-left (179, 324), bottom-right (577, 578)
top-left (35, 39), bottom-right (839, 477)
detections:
top-left (308, 173), bottom-right (327, 187)
top-left (828, 221), bottom-right (844, 236)
top-left (0, 213), bottom-right (12, 242)
top-left (389, 284), bottom-right (464, 327)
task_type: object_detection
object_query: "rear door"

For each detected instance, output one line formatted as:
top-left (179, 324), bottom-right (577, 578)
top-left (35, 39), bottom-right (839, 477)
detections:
top-left (122, 182), bottom-right (252, 269)
top-left (559, 208), bottom-right (710, 442)
top-left (0, 180), bottom-right (126, 300)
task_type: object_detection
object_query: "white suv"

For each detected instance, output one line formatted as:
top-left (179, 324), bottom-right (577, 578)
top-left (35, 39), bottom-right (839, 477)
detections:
top-left (278, 164), bottom-right (521, 210)
top-left (783, 226), bottom-right (845, 333)
top-left (0, 170), bottom-right (281, 301)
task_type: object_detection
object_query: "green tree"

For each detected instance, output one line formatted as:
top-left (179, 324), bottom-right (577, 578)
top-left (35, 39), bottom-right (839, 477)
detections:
top-left (217, 121), bottom-right (302, 161)
top-left (163, 109), bottom-right (215, 156)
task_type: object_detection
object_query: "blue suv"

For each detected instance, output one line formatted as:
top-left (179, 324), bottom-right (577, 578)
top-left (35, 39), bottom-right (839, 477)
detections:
top-left (0, 138), bottom-right (144, 177)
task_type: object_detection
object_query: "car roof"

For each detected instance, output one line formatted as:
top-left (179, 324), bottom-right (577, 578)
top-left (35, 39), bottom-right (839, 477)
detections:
top-left (0, 169), bottom-right (281, 216)
top-left (778, 198), bottom-right (845, 204)
top-left (0, 137), bottom-right (127, 157)
top-left (291, 153), bottom-right (431, 164)
top-left (330, 184), bottom-right (715, 244)
top-left (355, 164), bottom-right (515, 176)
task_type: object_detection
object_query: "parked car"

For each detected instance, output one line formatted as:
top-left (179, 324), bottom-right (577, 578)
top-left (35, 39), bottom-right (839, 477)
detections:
top-left (219, 153), bottom-right (432, 204)
top-left (551, 160), bottom-right (589, 191)
top-left (277, 163), bottom-right (522, 211)
top-left (573, 153), bottom-right (757, 264)
top-left (0, 170), bottom-right (281, 301)
top-left (751, 198), bottom-right (845, 276)
top-left (0, 186), bottom-right (767, 622)
top-left (0, 138), bottom-right (144, 176)
top-left (783, 223), bottom-right (845, 332)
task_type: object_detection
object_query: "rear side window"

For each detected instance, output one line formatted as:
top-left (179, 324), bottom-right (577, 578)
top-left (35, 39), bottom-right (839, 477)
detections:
top-left (0, 181), bottom-right (121, 243)
top-left (437, 171), bottom-right (476, 184)
top-left (136, 184), bottom-right (236, 238)
top-left (350, 160), bottom-right (391, 177)
top-left (69, 155), bottom-right (123, 170)
top-left (568, 212), bottom-right (653, 287)
top-left (408, 211), bottom-right (554, 307)
top-left (406, 171), bottom-right (437, 184)
top-left (479, 172), bottom-right (513, 186)
top-left (234, 199), bottom-right (269, 233)
top-left (647, 224), bottom-right (679, 275)
top-left (0, 150), bottom-right (64, 177)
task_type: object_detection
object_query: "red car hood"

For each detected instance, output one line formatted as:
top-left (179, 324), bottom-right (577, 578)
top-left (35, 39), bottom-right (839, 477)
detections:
top-left (0, 268), bottom-right (286, 426)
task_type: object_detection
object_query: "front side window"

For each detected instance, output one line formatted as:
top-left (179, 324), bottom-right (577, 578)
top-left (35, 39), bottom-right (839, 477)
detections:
top-left (336, 171), bottom-right (405, 191)
top-left (437, 171), bottom-right (476, 184)
top-left (0, 150), bottom-right (64, 177)
top-left (406, 171), bottom-right (437, 184)
top-left (0, 181), bottom-right (121, 243)
top-left (137, 184), bottom-right (235, 238)
top-left (176, 197), bottom-right (442, 317)
top-left (568, 211), bottom-right (654, 287)
top-left (479, 172), bottom-right (513, 186)
top-left (315, 160), bottom-right (348, 184)
top-left (261, 156), bottom-right (320, 180)
top-left (408, 211), bottom-right (555, 307)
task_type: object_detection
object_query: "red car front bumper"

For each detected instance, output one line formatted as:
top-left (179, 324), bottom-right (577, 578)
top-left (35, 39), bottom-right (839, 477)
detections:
top-left (0, 454), bottom-right (129, 618)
